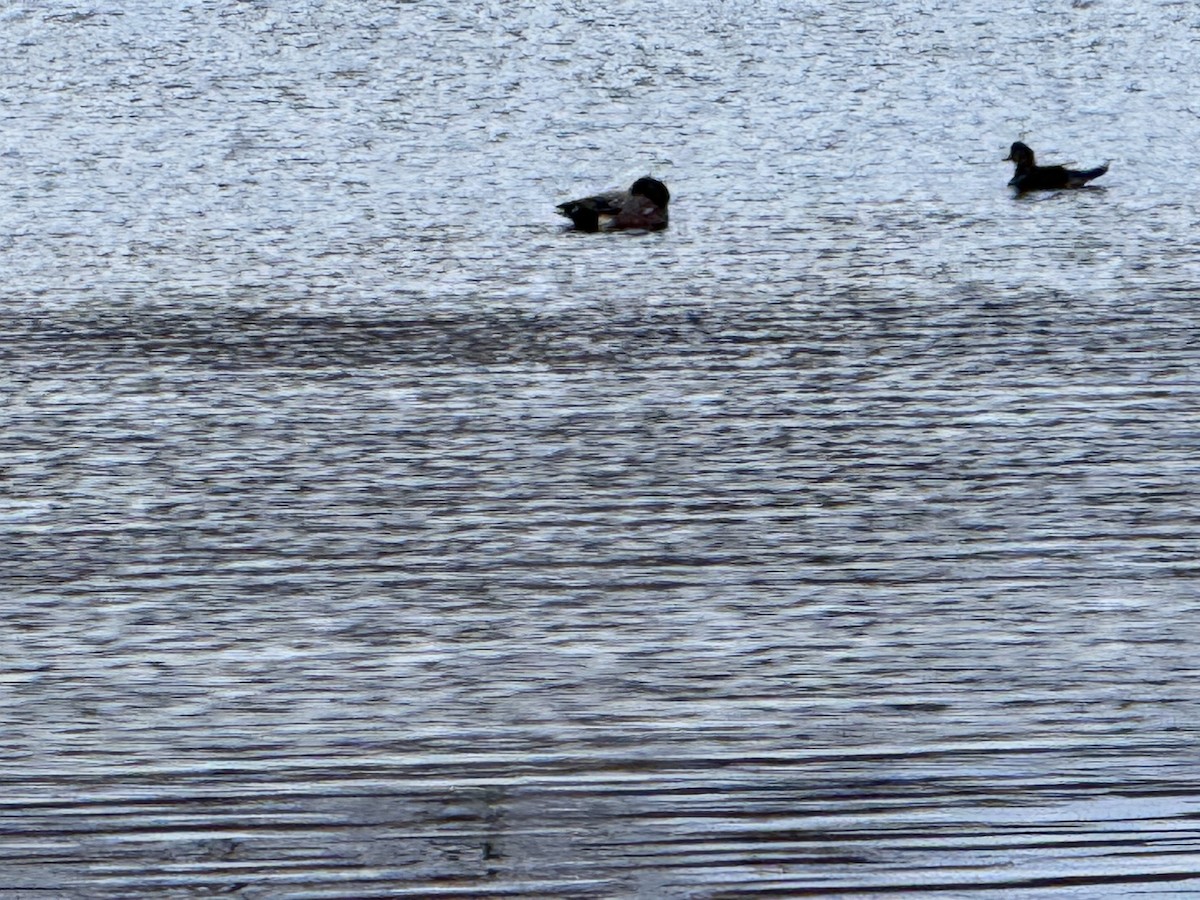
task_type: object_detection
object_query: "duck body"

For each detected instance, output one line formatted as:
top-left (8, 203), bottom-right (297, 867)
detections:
top-left (1005, 141), bottom-right (1108, 192)
top-left (556, 176), bottom-right (670, 232)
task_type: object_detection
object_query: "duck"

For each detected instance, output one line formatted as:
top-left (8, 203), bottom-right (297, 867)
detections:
top-left (556, 176), bottom-right (670, 232)
top-left (1004, 141), bottom-right (1108, 192)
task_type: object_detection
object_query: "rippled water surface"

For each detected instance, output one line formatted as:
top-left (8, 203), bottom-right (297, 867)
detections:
top-left (4, 1), bottom-right (1200, 897)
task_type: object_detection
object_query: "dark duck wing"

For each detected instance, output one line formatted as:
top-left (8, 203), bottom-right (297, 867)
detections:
top-left (556, 188), bottom-right (626, 232)
top-left (1010, 162), bottom-right (1108, 191)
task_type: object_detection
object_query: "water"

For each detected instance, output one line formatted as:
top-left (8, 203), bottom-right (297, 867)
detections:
top-left (3, 1), bottom-right (1200, 897)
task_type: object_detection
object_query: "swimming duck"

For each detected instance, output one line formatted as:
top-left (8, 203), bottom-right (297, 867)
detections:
top-left (1004, 141), bottom-right (1108, 192)
top-left (556, 176), bottom-right (670, 232)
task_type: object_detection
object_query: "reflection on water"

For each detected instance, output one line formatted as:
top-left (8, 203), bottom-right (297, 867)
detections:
top-left (3, 0), bottom-right (1200, 896)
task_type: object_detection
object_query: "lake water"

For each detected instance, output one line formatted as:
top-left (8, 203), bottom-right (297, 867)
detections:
top-left (3, 1), bottom-right (1200, 897)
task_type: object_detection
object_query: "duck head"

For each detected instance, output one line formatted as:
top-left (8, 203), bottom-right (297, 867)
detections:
top-left (1004, 141), bottom-right (1036, 167)
top-left (630, 176), bottom-right (670, 209)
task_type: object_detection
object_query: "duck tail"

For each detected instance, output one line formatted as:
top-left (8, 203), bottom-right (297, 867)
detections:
top-left (1068, 163), bottom-right (1108, 186)
top-left (556, 201), bottom-right (601, 232)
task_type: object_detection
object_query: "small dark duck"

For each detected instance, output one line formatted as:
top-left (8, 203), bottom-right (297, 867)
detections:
top-left (556, 176), bottom-right (670, 232)
top-left (1004, 141), bottom-right (1108, 192)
